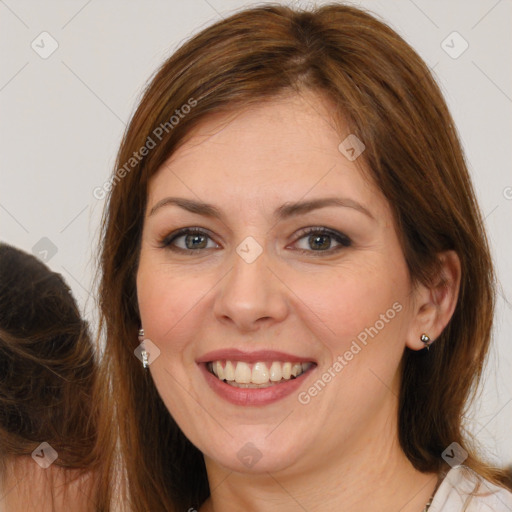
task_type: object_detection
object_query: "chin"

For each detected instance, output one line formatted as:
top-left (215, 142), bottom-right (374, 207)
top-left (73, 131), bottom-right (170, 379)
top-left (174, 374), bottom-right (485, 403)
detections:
top-left (203, 433), bottom-right (306, 474)
top-left (216, 452), bottom-right (299, 474)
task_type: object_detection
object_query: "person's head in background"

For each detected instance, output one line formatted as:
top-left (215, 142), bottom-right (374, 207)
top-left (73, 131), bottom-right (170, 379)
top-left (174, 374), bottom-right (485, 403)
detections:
top-left (0, 243), bottom-right (97, 511)
top-left (95, 3), bottom-right (511, 511)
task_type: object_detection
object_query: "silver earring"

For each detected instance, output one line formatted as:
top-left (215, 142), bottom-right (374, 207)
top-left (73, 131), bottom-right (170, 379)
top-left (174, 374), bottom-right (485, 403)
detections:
top-left (421, 333), bottom-right (432, 351)
top-left (138, 328), bottom-right (149, 369)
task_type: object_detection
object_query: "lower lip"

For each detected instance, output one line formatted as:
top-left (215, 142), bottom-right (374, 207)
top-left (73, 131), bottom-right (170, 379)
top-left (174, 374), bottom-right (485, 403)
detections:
top-left (198, 363), bottom-right (316, 406)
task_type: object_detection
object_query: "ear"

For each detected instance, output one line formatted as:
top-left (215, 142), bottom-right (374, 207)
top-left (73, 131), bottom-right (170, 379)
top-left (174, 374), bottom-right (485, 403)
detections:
top-left (405, 250), bottom-right (461, 351)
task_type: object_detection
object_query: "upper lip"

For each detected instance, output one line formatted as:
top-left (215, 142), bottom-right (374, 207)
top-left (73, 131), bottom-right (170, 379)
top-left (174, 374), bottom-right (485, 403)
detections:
top-left (196, 349), bottom-right (317, 364)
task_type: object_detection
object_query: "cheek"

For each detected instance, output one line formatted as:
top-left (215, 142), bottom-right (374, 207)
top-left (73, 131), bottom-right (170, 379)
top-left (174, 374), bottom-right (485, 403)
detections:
top-left (136, 263), bottom-right (205, 352)
top-left (292, 261), bottom-right (407, 348)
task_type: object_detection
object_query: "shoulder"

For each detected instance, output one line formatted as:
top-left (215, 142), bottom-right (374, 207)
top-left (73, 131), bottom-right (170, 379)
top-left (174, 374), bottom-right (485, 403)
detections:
top-left (429, 465), bottom-right (512, 512)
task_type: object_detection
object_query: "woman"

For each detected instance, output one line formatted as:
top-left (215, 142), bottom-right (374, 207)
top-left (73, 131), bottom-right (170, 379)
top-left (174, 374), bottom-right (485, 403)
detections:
top-left (0, 243), bottom-right (98, 511)
top-left (94, 4), bottom-right (512, 511)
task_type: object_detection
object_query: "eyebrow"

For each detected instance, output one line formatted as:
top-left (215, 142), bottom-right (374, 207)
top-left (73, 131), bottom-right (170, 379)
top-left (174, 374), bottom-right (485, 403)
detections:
top-left (148, 196), bottom-right (374, 220)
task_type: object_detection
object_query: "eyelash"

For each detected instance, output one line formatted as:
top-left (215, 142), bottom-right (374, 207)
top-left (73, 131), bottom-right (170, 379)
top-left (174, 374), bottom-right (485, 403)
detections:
top-left (159, 227), bottom-right (352, 256)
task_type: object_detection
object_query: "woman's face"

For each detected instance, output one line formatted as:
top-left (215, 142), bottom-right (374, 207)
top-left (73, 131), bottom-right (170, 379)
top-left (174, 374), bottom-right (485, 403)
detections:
top-left (137, 92), bottom-right (421, 474)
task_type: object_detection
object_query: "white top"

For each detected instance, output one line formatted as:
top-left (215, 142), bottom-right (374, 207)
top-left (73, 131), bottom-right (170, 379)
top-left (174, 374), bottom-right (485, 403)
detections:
top-left (430, 465), bottom-right (512, 511)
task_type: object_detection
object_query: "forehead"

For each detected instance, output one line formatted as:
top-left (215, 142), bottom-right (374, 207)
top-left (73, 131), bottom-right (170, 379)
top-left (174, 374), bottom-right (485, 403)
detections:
top-left (147, 93), bottom-right (388, 220)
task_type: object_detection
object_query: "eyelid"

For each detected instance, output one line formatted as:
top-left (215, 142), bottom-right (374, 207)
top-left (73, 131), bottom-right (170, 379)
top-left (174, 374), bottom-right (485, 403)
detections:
top-left (294, 226), bottom-right (351, 243)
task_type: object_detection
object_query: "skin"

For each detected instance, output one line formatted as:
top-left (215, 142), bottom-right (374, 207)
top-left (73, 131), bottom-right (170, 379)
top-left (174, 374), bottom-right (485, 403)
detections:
top-left (0, 457), bottom-right (97, 512)
top-left (136, 91), bottom-right (461, 512)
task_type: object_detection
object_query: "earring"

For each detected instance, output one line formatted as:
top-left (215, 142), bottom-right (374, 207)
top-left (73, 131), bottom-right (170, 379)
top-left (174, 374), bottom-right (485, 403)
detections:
top-left (420, 333), bottom-right (433, 351)
top-left (138, 328), bottom-right (149, 369)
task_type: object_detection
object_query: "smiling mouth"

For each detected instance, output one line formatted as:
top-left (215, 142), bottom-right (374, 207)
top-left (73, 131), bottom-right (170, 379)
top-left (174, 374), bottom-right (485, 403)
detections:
top-left (206, 360), bottom-right (315, 388)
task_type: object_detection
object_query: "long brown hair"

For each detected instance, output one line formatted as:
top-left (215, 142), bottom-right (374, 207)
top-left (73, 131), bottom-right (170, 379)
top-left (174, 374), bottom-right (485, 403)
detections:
top-left (94, 3), bottom-right (508, 510)
top-left (0, 243), bottom-right (98, 505)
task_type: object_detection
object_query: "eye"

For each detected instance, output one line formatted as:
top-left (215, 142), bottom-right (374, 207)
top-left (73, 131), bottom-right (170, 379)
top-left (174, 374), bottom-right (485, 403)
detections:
top-left (292, 227), bottom-right (352, 254)
top-left (160, 228), bottom-right (219, 252)
top-left (159, 226), bottom-right (351, 255)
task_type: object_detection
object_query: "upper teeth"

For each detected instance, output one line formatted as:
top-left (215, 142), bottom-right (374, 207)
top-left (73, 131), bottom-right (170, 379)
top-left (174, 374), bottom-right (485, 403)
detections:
top-left (208, 360), bottom-right (313, 385)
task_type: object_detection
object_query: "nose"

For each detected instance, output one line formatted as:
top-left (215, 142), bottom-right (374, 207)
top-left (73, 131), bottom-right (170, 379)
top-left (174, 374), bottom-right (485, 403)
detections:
top-left (213, 245), bottom-right (289, 333)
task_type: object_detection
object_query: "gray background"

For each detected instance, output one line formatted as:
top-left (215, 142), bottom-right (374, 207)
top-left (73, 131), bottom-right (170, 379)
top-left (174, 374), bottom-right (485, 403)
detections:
top-left (1, 0), bottom-right (511, 466)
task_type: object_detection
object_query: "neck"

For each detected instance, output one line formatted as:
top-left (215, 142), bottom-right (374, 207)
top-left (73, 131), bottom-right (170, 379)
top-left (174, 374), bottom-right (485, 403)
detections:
top-left (199, 404), bottom-right (439, 512)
